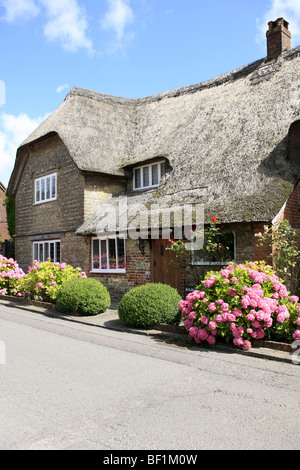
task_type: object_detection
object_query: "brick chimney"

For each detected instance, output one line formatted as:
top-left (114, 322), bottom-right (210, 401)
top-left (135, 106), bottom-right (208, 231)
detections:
top-left (266, 18), bottom-right (291, 60)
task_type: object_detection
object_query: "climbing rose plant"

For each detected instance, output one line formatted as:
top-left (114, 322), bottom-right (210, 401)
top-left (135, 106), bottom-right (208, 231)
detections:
top-left (179, 261), bottom-right (300, 350)
top-left (255, 219), bottom-right (300, 283)
top-left (0, 255), bottom-right (26, 296)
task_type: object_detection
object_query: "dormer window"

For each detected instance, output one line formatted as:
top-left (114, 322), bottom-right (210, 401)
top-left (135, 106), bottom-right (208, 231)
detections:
top-left (133, 161), bottom-right (165, 191)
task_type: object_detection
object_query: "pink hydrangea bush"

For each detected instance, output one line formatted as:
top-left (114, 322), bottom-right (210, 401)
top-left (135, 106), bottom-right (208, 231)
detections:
top-left (18, 259), bottom-right (87, 303)
top-left (179, 261), bottom-right (300, 350)
top-left (0, 255), bottom-right (26, 296)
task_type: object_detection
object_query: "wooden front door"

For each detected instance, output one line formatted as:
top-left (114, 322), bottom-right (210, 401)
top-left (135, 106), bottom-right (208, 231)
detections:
top-left (151, 238), bottom-right (180, 290)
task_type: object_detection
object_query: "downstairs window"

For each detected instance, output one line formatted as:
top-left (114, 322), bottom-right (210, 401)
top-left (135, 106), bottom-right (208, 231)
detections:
top-left (33, 240), bottom-right (61, 263)
top-left (91, 237), bottom-right (126, 273)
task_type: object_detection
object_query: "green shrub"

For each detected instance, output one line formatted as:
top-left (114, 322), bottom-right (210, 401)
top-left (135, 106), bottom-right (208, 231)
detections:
top-left (118, 283), bottom-right (182, 328)
top-left (56, 278), bottom-right (111, 316)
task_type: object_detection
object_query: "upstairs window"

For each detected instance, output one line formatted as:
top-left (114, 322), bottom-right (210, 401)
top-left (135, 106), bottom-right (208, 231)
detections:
top-left (35, 173), bottom-right (57, 204)
top-left (133, 161), bottom-right (165, 191)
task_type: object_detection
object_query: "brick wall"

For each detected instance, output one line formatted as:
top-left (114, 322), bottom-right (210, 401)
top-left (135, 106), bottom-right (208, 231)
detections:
top-left (89, 237), bottom-right (151, 301)
top-left (276, 181), bottom-right (300, 228)
top-left (0, 186), bottom-right (9, 241)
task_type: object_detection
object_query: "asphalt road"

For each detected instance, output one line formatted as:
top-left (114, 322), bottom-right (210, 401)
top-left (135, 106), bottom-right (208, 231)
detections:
top-left (0, 302), bottom-right (299, 450)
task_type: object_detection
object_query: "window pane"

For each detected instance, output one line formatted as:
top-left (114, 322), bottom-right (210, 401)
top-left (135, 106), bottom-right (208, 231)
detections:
top-left (44, 242), bottom-right (49, 261)
top-left (33, 243), bottom-right (38, 261)
top-left (117, 238), bottom-right (126, 269)
top-left (55, 242), bottom-right (61, 263)
top-left (39, 243), bottom-right (43, 262)
top-left (108, 239), bottom-right (117, 269)
top-left (49, 243), bottom-right (55, 262)
top-left (152, 164), bottom-right (159, 185)
top-left (92, 239), bottom-right (100, 269)
top-left (160, 161), bottom-right (166, 177)
top-left (143, 166), bottom-right (150, 187)
top-left (134, 168), bottom-right (141, 189)
top-left (41, 179), bottom-right (45, 201)
top-left (35, 180), bottom-right (40, 202)
top-left (101, 240), bottom-right (108, 269)
top-left (51, 175), bottom-right (56, 199)
top-left (46, 177), bottom-right (51, 200)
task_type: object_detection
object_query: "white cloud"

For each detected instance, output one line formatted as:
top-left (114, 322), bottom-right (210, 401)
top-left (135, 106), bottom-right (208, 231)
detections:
top-left (257, 0), bottom-right (300, 46)
top-left (0, 112), bottom-right (48, 187)
top-left (56, 83), bottom-right (69, 93)
top-left (0, 0), bottom-right (40, 23)
top-left (101, 0), bottom-right (134, 41)
top-left (41, 0), bottom-right (94, 54)
top-left (1, 0), bottom-right (94, 54)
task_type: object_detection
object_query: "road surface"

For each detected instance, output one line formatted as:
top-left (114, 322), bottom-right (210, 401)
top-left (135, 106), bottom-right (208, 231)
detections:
top-left (0, 302), bottom-right (299, 450)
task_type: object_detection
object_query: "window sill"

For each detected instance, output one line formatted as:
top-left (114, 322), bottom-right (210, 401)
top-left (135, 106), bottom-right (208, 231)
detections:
top-left (34, 198), bottom-right (57, 205)
top-left (90, 269), bottom-right (126, 274)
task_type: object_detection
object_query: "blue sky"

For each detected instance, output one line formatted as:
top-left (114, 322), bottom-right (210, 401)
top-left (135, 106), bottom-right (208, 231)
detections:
top-left (1, 0), bottom-right (300, 187)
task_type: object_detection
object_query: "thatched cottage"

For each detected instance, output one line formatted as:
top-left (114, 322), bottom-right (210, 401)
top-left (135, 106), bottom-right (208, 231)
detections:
top-left (7, 18), bottom-right (300, 299)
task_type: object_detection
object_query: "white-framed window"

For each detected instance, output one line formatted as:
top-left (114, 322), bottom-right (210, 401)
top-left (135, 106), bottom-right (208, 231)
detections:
top-left (33, 240), bottom-right (61, 263)
top-left (191, 232), bottom-right (236, 265)
top-left (35, 173), bottom-right (57, 204)
top-left (91, 236), bottom-right (126, 273)
top-left (133, 161), bottom-right (165, 190)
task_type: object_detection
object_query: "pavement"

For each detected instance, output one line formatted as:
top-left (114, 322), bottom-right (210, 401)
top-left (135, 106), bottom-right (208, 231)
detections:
top-left (0, 295), bottom-right (297, 365)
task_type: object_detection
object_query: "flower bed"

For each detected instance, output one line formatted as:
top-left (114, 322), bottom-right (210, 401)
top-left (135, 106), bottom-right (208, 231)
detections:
top-left (0, 256), bottom-right (87, 303)
top-left (179, 262), bottom-right (300, 351)
top-left (0, 255), bottom-right (26, 296)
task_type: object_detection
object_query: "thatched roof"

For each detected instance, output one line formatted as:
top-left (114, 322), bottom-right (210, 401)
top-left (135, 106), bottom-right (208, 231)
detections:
top-left (8, 46), bottom-right (300, 229)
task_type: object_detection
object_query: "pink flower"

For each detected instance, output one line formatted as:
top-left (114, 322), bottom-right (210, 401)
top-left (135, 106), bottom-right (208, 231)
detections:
top-left (216, 299), bottom-right (224, 305)
top-left (208, 321), bottom-right (217, 330)
top-left (197, 329), bottom-right (209, 341)
top-left (233, 309), bottom-right (242, 317)
top-left (289, 296), bottom-right (299, 302)
top-left (204, 275), bottom-right (216, 288)
top-left (184, 319), bottom-right (193, 330)
top-left (256, 329), bottom-right (265, 339)
top-left (221, 303), bottom-right (229, 312)
top-left (37, 282), bottom-right (42, 288)
top-left (51, 281), bottom-right (56, 287)
top-left (50, 274), bottom-right (54, 279)
top-left (246, 313), bottom-right (255, 321)
top-left (242, 340), bottom-right (252, 351)
top-left (188, 311), bottom-right (197, 320)
top-left (208, 302), bottom-right (217, 311)
top-left (207, 335), bottom-right (216, 345)
top-left (293, 330), bottom-right (300, 341)
top-left (233, 337), bottom-right (244, 346)
top-left (228, 288), bottom-right (237, 296)
top-left (189, 327), bottom-right (199, 338)
top-left (200, 316), bottom-right (208, 325)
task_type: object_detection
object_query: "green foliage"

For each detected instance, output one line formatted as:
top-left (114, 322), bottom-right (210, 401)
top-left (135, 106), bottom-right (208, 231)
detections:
top-left (255, 219), bottom-right (300, 284)
top-left (118, 283), bottom-right (182, 328)
top-left (56, 277), bottom-right (111, 316)
top-left (5, 195), bottom-right (15, 239)
top-left (166, 216), bottom-right (234, 267)
top-left (19, 260), bottom-right (87, 303)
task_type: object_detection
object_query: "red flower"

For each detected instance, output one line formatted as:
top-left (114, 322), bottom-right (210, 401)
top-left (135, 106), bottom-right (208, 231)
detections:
top-left (211, 216), bottom-right (217, 223)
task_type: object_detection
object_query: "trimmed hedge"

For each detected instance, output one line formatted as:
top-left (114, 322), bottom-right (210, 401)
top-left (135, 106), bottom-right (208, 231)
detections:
top-left (56, 277), bottom-right (111, 316)
top-left (118, 283), bottom-right (182, 328)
